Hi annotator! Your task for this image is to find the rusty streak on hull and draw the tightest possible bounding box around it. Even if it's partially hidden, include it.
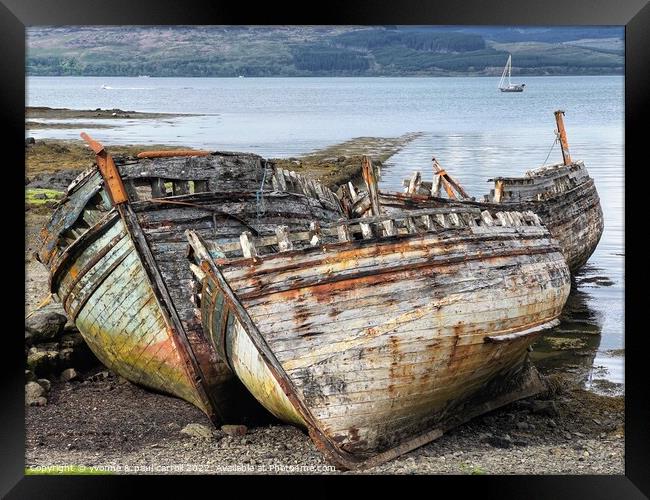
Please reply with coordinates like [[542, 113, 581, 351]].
[[190, 208, 571, 469], [36, 150, 344, 423], [354, 161, 604, 272]]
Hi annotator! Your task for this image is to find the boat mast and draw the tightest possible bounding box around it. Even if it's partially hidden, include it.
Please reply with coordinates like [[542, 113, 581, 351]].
[[498, 55, 510, 89], [507, 55, 512, 86], [554, 110, 572, 165]]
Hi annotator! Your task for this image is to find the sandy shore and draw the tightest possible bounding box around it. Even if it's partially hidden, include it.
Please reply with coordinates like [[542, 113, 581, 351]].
[[24, 136, 624, 475]]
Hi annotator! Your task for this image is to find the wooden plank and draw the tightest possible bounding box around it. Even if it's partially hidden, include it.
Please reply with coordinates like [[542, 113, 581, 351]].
[[440, 176, 457, 199], [123, 180, 139, 201], [432, 174, 442, 197], [348, 182, 358, 202], [407, 171, 422, 195], [289, 171, 300, 193], [381, 219, 397, 237], [448, 213, 461, 227], [275, 169, 288, 191], [240, 231, 258, 258], [150, 178, 167, 198], [173, 180, 190, 196], [361, 156, 381, 217], [193, 180, 209, 193], [405, 217, 418, 234], [480, 210, 495, 226], [337, 224, 351, 242], [309, 222, 322, 246], [443, 172, 470, 200], [494, 180, 505, 203], [275, 225, 294, 252], [421, 215, 433, 230], [360, 221, 374, 239]]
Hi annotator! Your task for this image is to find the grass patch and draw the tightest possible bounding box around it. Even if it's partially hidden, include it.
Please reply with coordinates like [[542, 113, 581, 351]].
[[25, 465, 114, 475], [460, 463, 487, 475], [26, 139, 193, 176], [26, 187, 65, 205]]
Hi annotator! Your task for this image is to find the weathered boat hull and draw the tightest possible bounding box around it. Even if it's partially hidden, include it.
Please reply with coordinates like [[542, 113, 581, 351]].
[[190, 208, 571, 468], [37, 150, 344, 423], [354, 161, 604, 271], [55, 211, 209, 410]]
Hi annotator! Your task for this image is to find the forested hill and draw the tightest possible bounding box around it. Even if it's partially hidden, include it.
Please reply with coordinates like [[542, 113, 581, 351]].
[[27, 26, 624, 77]]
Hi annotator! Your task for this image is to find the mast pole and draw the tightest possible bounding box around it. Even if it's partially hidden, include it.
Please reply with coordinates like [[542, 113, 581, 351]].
[[554, 110, 573, 165], [507, 55, 512, 86]]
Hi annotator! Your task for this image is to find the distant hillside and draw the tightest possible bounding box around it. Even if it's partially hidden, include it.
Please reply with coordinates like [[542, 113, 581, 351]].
[[26, 26, 624, 77]]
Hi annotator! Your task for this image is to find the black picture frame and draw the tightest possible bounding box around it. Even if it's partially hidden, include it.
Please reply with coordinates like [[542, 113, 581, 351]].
[[4, 0, 647, 497]]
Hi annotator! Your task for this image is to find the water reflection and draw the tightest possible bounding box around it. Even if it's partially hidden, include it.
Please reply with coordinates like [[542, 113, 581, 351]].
[[532, 268, 623, 395], [381, 133, 624, 395], [531, 278, 602, 380], [27, 76, 624, 394]]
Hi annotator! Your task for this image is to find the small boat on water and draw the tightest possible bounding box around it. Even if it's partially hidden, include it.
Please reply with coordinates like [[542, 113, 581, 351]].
[[36, 133, 344, 423], [187, 203, 571, 469], [498, 54, 525, 92], [348, 111, 603, 272]]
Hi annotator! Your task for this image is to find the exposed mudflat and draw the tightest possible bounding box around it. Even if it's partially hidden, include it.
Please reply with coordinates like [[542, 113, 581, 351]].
[[271, 133, 422, 189], [26, 106, 198, 120]]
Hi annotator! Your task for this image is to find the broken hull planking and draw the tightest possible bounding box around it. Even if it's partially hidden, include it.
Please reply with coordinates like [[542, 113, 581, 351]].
[[37, 152, 344, 423], [58, 214, 209, 410], [194, 214, 571, 468], [358, 162, 603, 272]]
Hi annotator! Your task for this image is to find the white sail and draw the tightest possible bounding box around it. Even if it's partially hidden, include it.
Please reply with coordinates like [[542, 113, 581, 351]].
[[498, 55, 512, 89], [498, 55, 525, 92]]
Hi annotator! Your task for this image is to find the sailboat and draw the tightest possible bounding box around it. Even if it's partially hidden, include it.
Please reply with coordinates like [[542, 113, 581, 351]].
[[498, 55, 526, 92]]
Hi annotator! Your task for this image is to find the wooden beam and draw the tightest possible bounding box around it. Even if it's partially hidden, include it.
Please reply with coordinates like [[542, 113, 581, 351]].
[[275, 225, 293, 252], [407, 171, 422, 194], [494, 179, 505, 203], [554, 110, 572, 166], [381, 219, 397, 236], [308, 222, 322, 246], [240, 231, 258, 258], [361, 156, 381, 216], [337, 223, 351, 242]]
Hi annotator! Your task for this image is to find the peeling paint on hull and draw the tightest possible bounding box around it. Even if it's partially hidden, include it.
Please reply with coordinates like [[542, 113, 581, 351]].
[[66, 217, 207, 409], [191, 209, 571, 468], [36, 151, 344, 423], [354, 161, 604, 272]]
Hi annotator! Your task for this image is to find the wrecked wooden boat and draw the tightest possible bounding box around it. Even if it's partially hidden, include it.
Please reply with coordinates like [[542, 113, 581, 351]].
[[347, 111, 604, 272], [187, 205, 571, 469], [36, 133, 343, 423]]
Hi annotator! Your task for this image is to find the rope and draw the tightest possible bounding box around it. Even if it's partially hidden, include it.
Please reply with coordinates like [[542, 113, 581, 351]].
[[255, 160, 268, 219], [543, 132, 560, 166]]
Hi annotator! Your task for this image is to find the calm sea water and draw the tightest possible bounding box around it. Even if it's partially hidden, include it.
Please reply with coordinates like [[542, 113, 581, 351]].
[[27, 76, 624, 393]]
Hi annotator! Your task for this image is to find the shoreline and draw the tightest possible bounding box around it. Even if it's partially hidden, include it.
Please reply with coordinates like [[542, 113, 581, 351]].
[[24, 133, 623, 475], [25, 134, 422, 187], [26, 106, 200, 121], [24, 365, 623, 475], [27, 73, 625, 79]]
